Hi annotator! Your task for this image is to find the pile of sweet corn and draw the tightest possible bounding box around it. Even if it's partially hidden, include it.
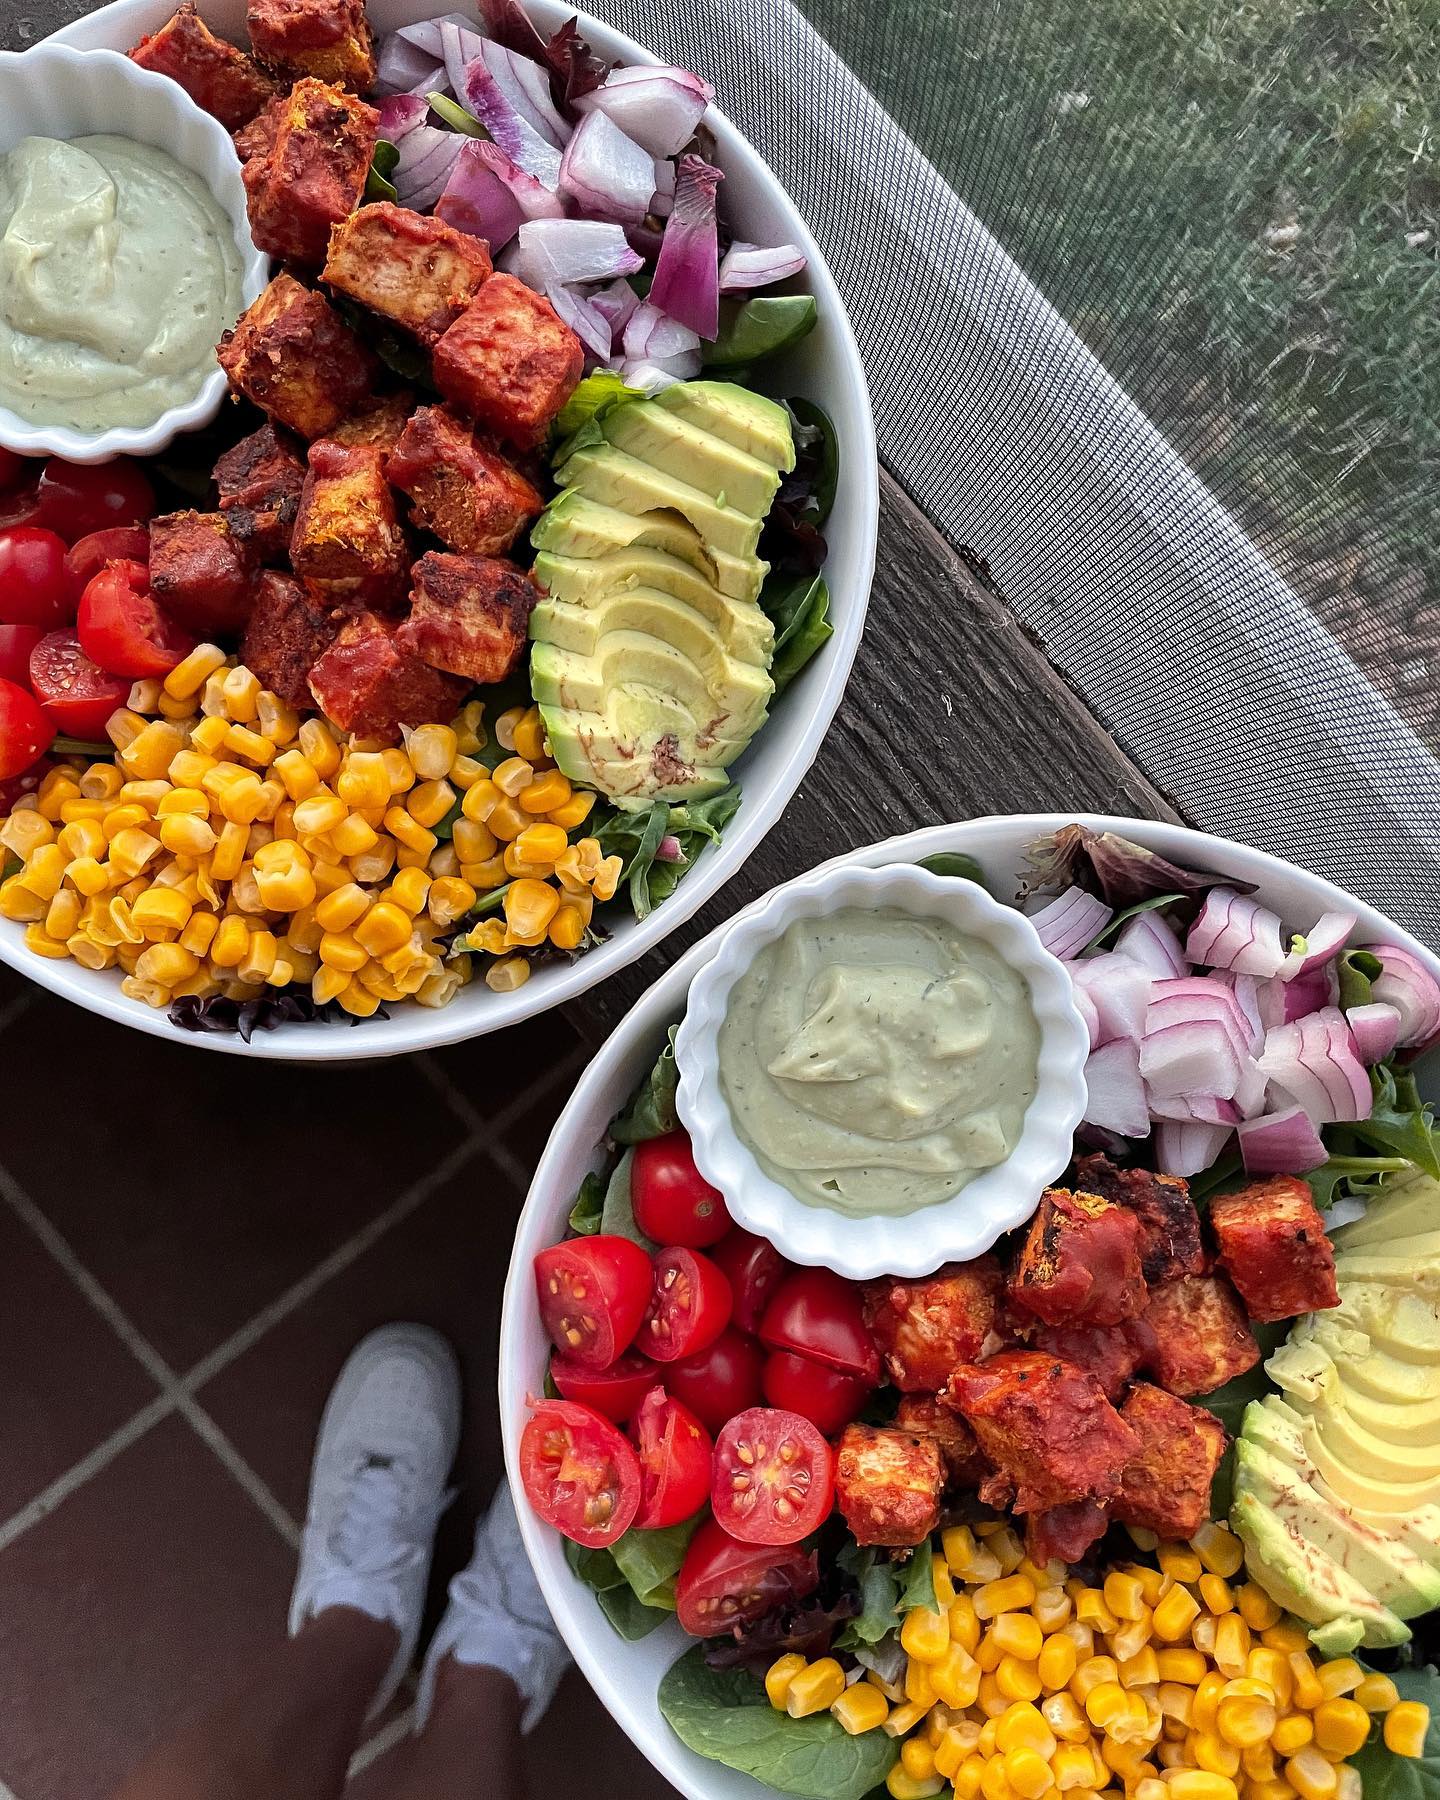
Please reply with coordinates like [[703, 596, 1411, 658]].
[[766, 1520, 1429, 1800], [0, 646, 622, 1013]]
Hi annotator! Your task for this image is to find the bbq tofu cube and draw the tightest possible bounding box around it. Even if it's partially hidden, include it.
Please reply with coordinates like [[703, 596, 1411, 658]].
[[241, 79, 378, 268], [834, 1424, 944, 1548], [245, 0, 376, 90], [322, 205, 492, 347], [129, 3, 277, 128], [1027, 1322, 1145, 1404], [233, 92, 286, 163], [388, 405, 544, 557], [1026, 1500, 1111, 1570], [307, 611, 468, 739], [214, 423, 307, 564], [893, 1395, 989, 1489], [1010, 1188, 1148, 1328], [395, 552, 536, 686], [290, 441, 410, 609], [944, 1349, 1140, 1515], [1137, 1274, 1260, 1396], [1113, 1383, 1228, 1541], [327, 390, 416, 463], [218, 275, 380, 441], [148, 512, 256, 637], [1071, 1153, 1206, 1286], [1209, 1176, 1340, 1324], [433, 274, 585, 450], [238, 571, 338, 707], [862, 1258, 1003, 1393]]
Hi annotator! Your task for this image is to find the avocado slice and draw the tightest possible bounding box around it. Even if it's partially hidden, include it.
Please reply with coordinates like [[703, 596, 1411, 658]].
[[533, 551, 774, 664], [1261, 1396, 1439, 1516], [653, 380, 796, 468], [1309, 1393, 1440, 1484], [1332, 1245, 1440, 1291], [530, 636, 771, 736], [1327, 1283, 1440, 1362], [1332, 1171, 1440, 1249], [1300, 1316, 1440, 1403], [530, 494, 766, 604], [1270, 1339, 1440, 1442], [556, 446, 764, 561], [602, 404, 783, 518]]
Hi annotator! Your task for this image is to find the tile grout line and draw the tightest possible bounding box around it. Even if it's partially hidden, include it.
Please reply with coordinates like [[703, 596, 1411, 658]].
[[347, 1701, 417, 1779], [0, 1394, 175, 1558]]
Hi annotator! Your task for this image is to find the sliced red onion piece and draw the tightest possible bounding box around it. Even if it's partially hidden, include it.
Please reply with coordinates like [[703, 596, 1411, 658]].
[[1114, 908, 1187, 978], [438, 20, 488, 103], [1067, 952, 1151, 1044], [619, 351, 702, 392], [1367, 944, 1440, 1048], [1326, 1195, 1370, 1231], [547, 284, 612, 360], [1278, 910, 1357, 981], [1148, 1093, 1242, 1126], [468, 35, 569, 148], [1083, 1039, 1150, 1139], [574, 63, 715, 158], [1146, 976, 1255, 1065], [1257, 963, 1334, 1029], [1071, 983, 1101, 1049], [651, 158, 676, 218], [393, 125, 466, 211], [558, 110, 656, 224], [590, 277, 640, 342], [719, 241, 808, 292], [622, 301, 701, 362], [378, 36, 442, 97], [1186, 887, 1287, 977], [1030, 886, 1112, 960], [1155, 1119, 1234, 1179], [656, 834, 684, 863], [1234, 1060, 1270, 1120], [1346, 1002, 1402, 1066], [501, 219, 644, 290], [378, 92, 431, 139], [507, 46, 573, 146], [396, 15, 475, 56], [1237, 1104, 1329, 1175], [462, 54, 563, 187], [435, 140, 526, 250], [1221, 972, 1265, 1052], [1139, 1019, 1242, 1101], [1256, 1006, 1371, 1125], [649, 154, 722, 339]]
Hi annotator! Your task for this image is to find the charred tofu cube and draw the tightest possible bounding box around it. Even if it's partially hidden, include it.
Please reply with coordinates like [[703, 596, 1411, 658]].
[[290, 441, 410, 609], [834, 1424, 944, 1548], [233, 91, 286, 163], [129, 2, 277, 128], [1136, 1275, 1260, 1396], [245, 0, 376, 90], [327, 390, 416, 464], [238, 571, 338, 707], [1209, 1176, 1340, 1324], [1072, 1154, 1205, 1286], [862, 1258, 1003, 1393], [241, 79, 377, 268], [1114, 1383, 1228, 1541], [213, 423, 307, 563], [307, 611, 468, 739], [943, 1349, 1140, 1514], [387, 405, 542, 556], [1025, 1499, 1111, 1571], [1027, 1321, 1145, 1404], [322, 205, 492, 346], [433, 274, 584, 450], [395, 552, 535, 685], [218, 274, 380, 441], [893, 1395, 989, 1489], [1010, 1188, 1148, 1328], [148, 512, 256, 637]]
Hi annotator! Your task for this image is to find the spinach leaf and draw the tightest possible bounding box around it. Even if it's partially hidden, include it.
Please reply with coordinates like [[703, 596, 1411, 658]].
[[703, 296, 818, 369], [567, 1169, 606, 1236], [667, 788, 743, 848], [918, 852, 988, 889], [762, 571, 833, 691], [364, 139, 399, 204], [834, 1544, 903, 1650], [1352, 1664, 1440, 1800], [1202, 1325, 1287, 1512], [611, 1026, 680, 1145], [432, 795, 464, 840], [564, 1535, 628, 1594], [897, 1540, 940, 1613], [554, 368, 644, 443], [1337, 948, 1384, 1011], [598, 1582, 671, 1639], [786, 398, 840, 524], [598, 1149, 654, 1247], [626, 803, 672, 921], [1083, 892, 1186, 954], [658, 1646, 897, 1800], [611, 1512, 705, 1611]]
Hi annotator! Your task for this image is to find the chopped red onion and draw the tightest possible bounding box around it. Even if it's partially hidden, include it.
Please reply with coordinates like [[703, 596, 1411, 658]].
[[1186, 888, 1287, 977], [1256, 1006, 1371, 1124], [1326, 1195, 1370, 1231], [656, 834, 684, 863], [622, 301, 701, 362], [1234, 1060, 1269, 1120], [559, 110, 657, 224], [719, 241, 808, 292], [649, 154, 722, 339], [1278, 910, 1357, 980], [1030, 886, 1112, 960], [1083, 1039, 1150, 1139], [1155, 1119, 1234, 1178], [501, 219, 643, 289], [396, 15, 475, 56], [1146, 976, 1254, 1066], [547, 283, 612, 360], [378, 92, 430, 140], [468, 34, 569, 147], [1237, 1104, 1328, 1175], [393, 125, 466, 211], [574, 63, 715, 158], [620, 352, 701, 392], [1367, 944, 1440, 1048], [1346, 1002, 1402, 1066], [1148, 1093, 1242, 1125], [591, 278, 640, 341], [1257, 964, 1334, 1029], [1139, 1019, 1242, 1101], [506, 46, 573, 145], [651, 158, 676, 218], [1071, 983, 1101, 1048], [462, 52, 563, 187], [1114, 908, 1187, 978], [378, 36, 443, 97], [435, 140, 525, 248], [1220, 972, 1265, 1052], [1067, 952, 1151, 1044]]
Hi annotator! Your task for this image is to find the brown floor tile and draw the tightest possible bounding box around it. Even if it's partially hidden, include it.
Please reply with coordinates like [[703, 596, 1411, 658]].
[[0, 1204, 159, 1521], [0, 1414, 297, 1800]]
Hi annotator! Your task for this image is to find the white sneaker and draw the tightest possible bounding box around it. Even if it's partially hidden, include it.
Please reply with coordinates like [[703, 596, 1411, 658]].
[[289, 1324, 461, 1718], [417, 1479, 571, 1734]]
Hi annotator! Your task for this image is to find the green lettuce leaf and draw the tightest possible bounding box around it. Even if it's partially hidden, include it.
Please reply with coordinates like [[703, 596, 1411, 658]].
[[762, 571, 833, 692], [918, 852, 988, 889], [1351, 1664, 1440, 1800], [567, 1169, 605, 1236], [610, 1027, 679, 1145], [597, 1149, 655, 1248], [610, 1513, 705, 1611]]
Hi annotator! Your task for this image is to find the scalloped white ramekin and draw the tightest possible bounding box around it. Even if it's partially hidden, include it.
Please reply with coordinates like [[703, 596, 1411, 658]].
[[674, 862, 1091, 1279], [0, 44, 268, 464]]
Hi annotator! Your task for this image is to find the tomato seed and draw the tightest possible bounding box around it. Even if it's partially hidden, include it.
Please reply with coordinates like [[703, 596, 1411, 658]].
[[564, 1326, 583, 1347], [547, 1277, 559, 1294], [735, 1444, 755, 1465], [775, 1497, 794, 1520], [580, 1314, 596, 1331], [779, 1442, 797, 1463], [731, 1474, 750, 1491]]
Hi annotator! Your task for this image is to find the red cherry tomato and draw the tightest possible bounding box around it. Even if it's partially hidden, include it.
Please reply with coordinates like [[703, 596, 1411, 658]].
[[0, 754, 54, 815], [34, 457, 155, 541], [711, 1228, 791, 1335], [0, 527, 78, 629], [762, 1349, 871, 1436], [0, 678, 57, 780], [711, 1407, 834, 1546], [519, 1398, 641, 1549], [638, 1246, 732, 1364], [78, 561, 196, 679], [0, 450, 27, 493], [631, 1130, 732, 1248], [631, 1386, 713, 1530], [27, 633, 130, 739], [675, 1516, 820, 1638], [760, 1268, 882, 1384], [65, 526, 152, 591], [533, 1235, 653, 1371], [0, 623, 42, 686], [0, 480, 43, 532], [550, 1349, 661, 1423], [662, 1327, 766, 1435]]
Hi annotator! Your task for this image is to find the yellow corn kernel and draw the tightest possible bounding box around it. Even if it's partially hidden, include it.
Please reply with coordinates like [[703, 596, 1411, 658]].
[[192, 716, 233, 758], [1158, 1683, 1195, 1728], [210, 915, 251, 967], [219, 773, 267, 825], [548, 787, 596, 831], [490, 755, 532, 798], [205, 820, 244, 883], [350, 840, 397, 885], [1311, 1700, 1369, 1760], [902, 1737, 939, 1782], [785, 1658, 845, 1718], [907, 1658, 938, 1708], [1236, 1584, 1282, 1632], [980, 1759, 1015, 1800], [591, 851, 622, 902], [1050, 1745, 1098, 1792], [254, 859, 316, 913], [334, 981, 379, 1017], [158, 813, 216, 858], [484, 953, 531, 992], [1103, 1572, 1145, 1623], [765, 1654, 806, 1710], [1119, 1649, 1159, 1691], [935, 1724, 975, 1779], [512, 821, 568, 866], [485, 795, 527, 843], [220, 664, 261, 722], [1167, 1777, 1238, 1800], [79, 761, 123, 801], [57, 817, 105, 862], [224, 724, 276, 768], [1193, 1673, 1228, 1734], [978, 1633, 1006, 1674], [1336, 1767, 1362, 1800], [995, 1614, 1045, 1661], [375, 868, 425, 919], [1247, 1783, 1296, 1800], [1243, 1742, 1279, 1783], [253, 691, 297, 746], [100, 804, 149, 842], [105, 709, 148, 754], [233, 930, 277, 985], [372, 747, 410, 795], [1199, 1575, 1234, 1616], [67, 855, 112, 898], [1158, 1544, 1203, 1585], [324, 811, 375, 858], [997, 1704, 1055, 1758], [405, 779, 455, 831], [1249, 1649, 1293, 1710], [517, 768, 571, 814], [1353, 1673, 1399, 1714], [1214, 1616, 1251, 1679], [313, 883, 368, 933], [119, 782, 175, 817], [1194, 1729, 1242, 1777], [1217, 1692, 1277, 1750], [1285, 1747, 1339, 1800], [1192, 1524, 1245, 1580], [289, 718, 334, 777], [179, 911, 219, 957], [43, 887, 82, 939], [1193, 1615, 1218, 1657], [1288, 1654, 1325, 1713], [1273, 1715, 1314, 1756], [998, 1657, 1043, 1704], [67, 932, 114, 969], [1084, 1680, 1128, 1732], [489, 704, 523, 753], [830, 1680, 888, 1735], [335, 753, 390, 812], [382, 805, 436, 857], [1004, 1748, 1054, 1800], [1110, 1612, 1152, 1665], [318, 930, 367, 974], [0, 810, 53, 859], [887, 1770, 945, 1800], [1316, 1662, 1363, 1702], [1262, 1623, 1315, 1656], [504, 877, 560, 940], [355, 901, 410, 958], [291, 794, 346, 838], [1033, 1588, 1073, 1634], [879, 1698, 931, 1740], [156, 686, 198, 721], [1098, 1736, 1150, 1785], [104, 829, 160, 882], [23, 920, 72, 959], [163, 642, 227, 699], [976, 1575, 1038, 1620], [512, 706, 547, 762], [270, 750, 318, 805], [933, 1642, 982, 1709], [460, 778, 500, 828], [57, 797, 111, 824], [119, 721, 186, 782], [449, 816, 495, 868], [1075, 1591, 1120, 1635], [307, 963, 348, 1005], [1038, 1635, 1078, 1694], [1071, 1657, 1120, 1704], [1384, 1702, 1430, 1758], [131, 887, 193, 937], [956, 1756, 989, 1800]]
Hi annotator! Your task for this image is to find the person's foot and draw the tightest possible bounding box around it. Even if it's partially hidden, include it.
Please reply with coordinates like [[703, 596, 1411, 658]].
[[417, 1479, 571, 1734], [289, 1324, 461, 1718]]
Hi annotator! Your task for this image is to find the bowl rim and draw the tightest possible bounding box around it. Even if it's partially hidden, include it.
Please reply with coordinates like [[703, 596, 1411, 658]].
[[0, 42, 268, 463], [673, 860, 1091, 1278], [8, 0, 879, 1060]]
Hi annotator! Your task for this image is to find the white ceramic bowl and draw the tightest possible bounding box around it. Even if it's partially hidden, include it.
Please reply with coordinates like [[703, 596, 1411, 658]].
[[499, 812, 1440, 1800], [11, 1, 877, 1059], [0, 43, 267, 463], [673, 862, 1090, 1279]]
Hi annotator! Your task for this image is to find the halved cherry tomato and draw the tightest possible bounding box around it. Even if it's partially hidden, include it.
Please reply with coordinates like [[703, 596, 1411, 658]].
[[711, 1228, 790, 1335], [711, 1407, 834, 1545], [675, 1516, 820, 1638], [0, 624, 42, 687], [519, 1398, 641, 1549], [0, 450, 26, 493], [34, 457, 155, 540], [0, 754, 54, 815], [662, 1327, 765, 1435], [28, 633, 130, 739], [78, 560, 195, 679], [533, 1235, 652, 1371], [762, 1349, 871, 1436], [631, 1386, 713, 1530], [550, 1349, 661, 1423], [638, 1246, 731, 1364], [0, 527, 78, 628], [0, 679, 56, 780], [65, 527, 152, 591], [631, 1129, 731, 1248], [0, 480, 42, 532], [759, 1268, 882, 1384]]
